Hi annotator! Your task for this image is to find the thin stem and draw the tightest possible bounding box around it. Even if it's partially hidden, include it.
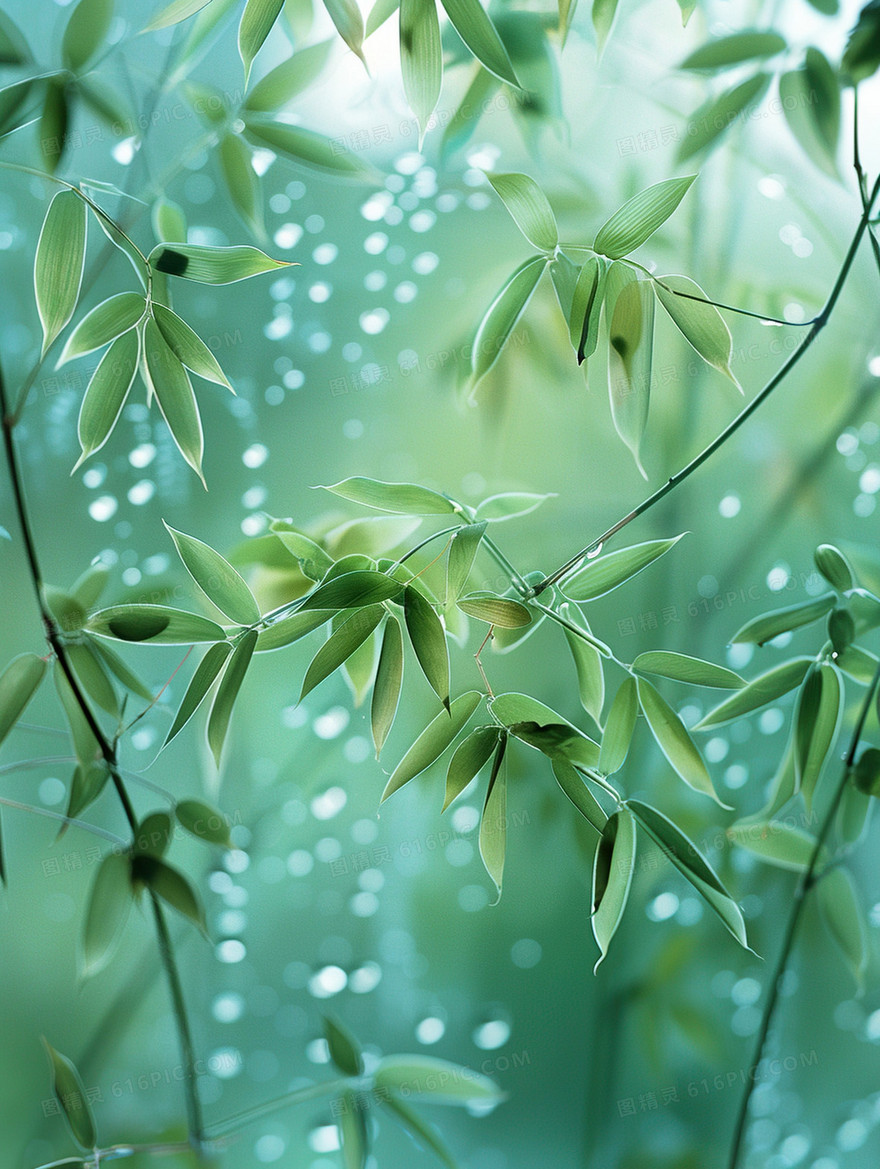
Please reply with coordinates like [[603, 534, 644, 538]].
[[0, 795, 126, 844], [530, 600, 614, 659], [473, 626, 495, 697], [205, 1077, 351, 1138], [392, 524, 461, 571], [481, 534, 531, 596], [726, 660, 880, 1169], [535, 174, 880, 596]]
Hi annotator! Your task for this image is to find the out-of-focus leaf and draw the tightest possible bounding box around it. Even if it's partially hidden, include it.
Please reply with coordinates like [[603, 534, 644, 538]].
[[244, 118, 372, 175], [637, 677, 727, 805], [164, 642, 231, 746], [54, 662, 98, 767], [591, 0, 619, 58], [89, 638, 153, 703], [42, 1039, 98, 1150], [339, 1090, 368, 1169], [632, 651, 744, 689], [239, 0, 285, 81], [66, 642, 118, 717], [59, 293, 147, 364], [0, 10, 30, 63], [88, 603, 226, 644], [62, 0, 113, 72], [321, 476, 456, 515], [680, 31, 786, 71], [594, 175, 696, 259], [381, 691, 482, 802], [176, 798, 233, 845], [563, 535, 685, 601], [487, 172, 558, 252], [608, 279, 655, 477], [837, 783, 871, 843], [324, 0, 366, 62], [780, 50, 840, 177], [655, 274, 740, 389], [75, 330, 140, 467], [150, 242, 290, 283], [300, 605, 384, 701], [133, 854, 207, 934], [552, 756, 607, 833], [366, 0, 400, 35], [82, 850, 132, 977], [380, 1094, 458, 1169], [244, 40, 334, 111], [404, 586, 450, 709], [439, 0, 518, 85], [678, 73, 770, 161], [164, 523, 259, 624], [441, 64, 498, 159], [372, 616, 404, 756], [373, 1054, 504, 1105], [474, 492, 555, 522], [479, 733, 507, 898], [842, 0, 880, 84], [270, 523, 334, 580], [141, 319, 204, 484], [470, 256, 547, 392], [323, 1015, 364, 1075], [65, 762, 110, 824], [133, 812, 173, 855], [817, 866, 868, 991], [143, 0, 215, 32], [598, 676, 637, 774], [45, 586, 86, 634], [207, 630, 257, 763], [727, 820, 823, 871], [592, 808, 636, 971], [0, 78, 38, 136], [794, 662, 843, 810], [695, 658, 814, 729], [815, 544, 854, 592], [326, 516, 422, 559], [35, 190, 87, 357], [854, 747, 880, 796], [0, 653, 48, 749]]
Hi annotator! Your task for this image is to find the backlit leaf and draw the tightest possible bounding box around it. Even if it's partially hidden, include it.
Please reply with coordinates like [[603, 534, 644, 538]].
[[300, 605, 384, 701], [321, 476, 456, 515], [780, 52, 840, 177], [400, 0, 441, 144], [176, 798, 233, 846], [592, 808, 636, 971], [731, 592, 837, 645], [608, 279, 654, 476], [372, 615, 404, 756], [53, 662, 98, 767], [487, 172, 558, 252], [474, 492, 555, 522], [479, 733, 507, 898], [239, 0, 285, 81], [141, 319, 204, 483], [727, 820, 823, 871], [637, 677, 727, 804], [207, 630, 258, 764], [591, 0, 619, 58], [404, 586, 450, 709], [65, 761, 109, 827], [680, 31, 787, 71], [794, 662, 843, 811], [244, 40, 334, 111], [597, 677, 637, 774], [446, 522, 486, 601], [632, 651, 744, 689], [678, 73, 770, 161], [570, 256, 606, 364], [563, 535, 685, 601], [457, 592, 532, 628], [89, 638, 154, 702], [164, 642, 232, 745], [75, 329, 140, 466], [367, 0, 400, 35], [165, 523, 259, 624], [470, 256, 547, 392], [0, 653, 47, 749], [88, 603, 227, 644], [695, 657, 814, 729], [559, 603, 604, 726], [552, 756, 607, 833], [58, 293, 146, 364], [153, 303, 232, 388], [149, 242, 290, 283], [381, 690, 482, 802], [62, 0, 113, 72], [817, 866, 868, 991], [244, 118, 371, 174], [218, 132, 263, 236], [594, 175, 697, 259], [655, 274, 740, 389], [82, 851, 132, 977], [143, 0, 214, 33], [42, 1040, 97, 1151], [439, 0, 518, 86], [373, 1054, 504, 1105], [35, 190, 87, 357]]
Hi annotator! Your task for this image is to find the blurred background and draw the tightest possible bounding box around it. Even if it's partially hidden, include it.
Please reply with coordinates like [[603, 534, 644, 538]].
[[2, 0, 880, 1166]]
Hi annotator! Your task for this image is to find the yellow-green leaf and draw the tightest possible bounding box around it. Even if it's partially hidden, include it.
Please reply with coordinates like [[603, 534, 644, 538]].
[[400, 0, 442, 146], [487, 172, 558, 252], [727, 819, 823, 871], [444, 724, 498, 810], [164, 523, 259, 624], [373, 1054, 504, 1105], [552, 756, 607, 833], [176, 798, 233, 845], [300, 605, 384, 701], [88, 603, 227, 644], [62, 0, 113, 72], [153, 303, 232, 388], [655, 274, 740, 389], [457, 592, 532, 628], [592, 808, 636, 971], [35, 190, 87, 357], [164, 642, 232, 746], [382, 690, 482, 802], [731, 592, 837, 645], [632, 651, 744, 689], [59, 292, 147, 364], [321, 476, 456, 515], [564, 535, 685, 601], [794, 662, 843, 811], [570, 255, 606, 364], [141, 319, 204, 483], [695, 657, 814, 729], [75, 329, 140, 467], [244, 40, 334, 111], [404, 586, 450, 709], [371, 616, 404, 756], [598, 676, 637, 774], [594, 175, 697, 259], [680, 31, 787, 71], [637, 677, 727, 805], [470, 256, 546, 392], [239, 0, 285, 81], [439, 0, 518, 85], [479, 733, 507, 899], [143, 0, 214, 33], [149, 242, 290, 283], [608, 279, 655, 477]]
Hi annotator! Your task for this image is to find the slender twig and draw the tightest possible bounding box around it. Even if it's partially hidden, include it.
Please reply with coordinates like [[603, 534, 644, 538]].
[[534, 174, 880, 597], [204, 1077, 351, 1138], [481, 533, 532, 596], [0, 795, 126, 844], [726, 660, 880, 1169]]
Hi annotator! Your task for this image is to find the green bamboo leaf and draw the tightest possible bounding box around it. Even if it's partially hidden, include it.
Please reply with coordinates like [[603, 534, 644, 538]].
[[58, 293, 147, 365], [404, 586, 450, 709], [628, 799, 750, 949], [0, 78, 38, 137], [456, 592, 532, 628], [695, 657, 814, 729], [564, 535, 685, 601], [176, 798, 233, 845], [795, 662, 843, 811], [488, 692, 600, 768], [243, 118, 372, 175], [75, 329, 140, 467], [143, 0, 215, 32], [373, 1054, 504, 1105], [53, 662, 98, 767], [239, 0, 285, 81], [256, 609, 332, 651], [446, 522, 486, 602], [829, 609, 855, 655], [64, 762, 110, 825], [76, 78, 131, 132], [301, 606, 384, 701], [149, 242, 290, 284], [559, 603, 604, 726], [637, 678, 727, 805], [367, 0, 400, 35], [608, 279, 654, 477], [0, 10, 31, 64], [339, 616, 378, 706], [300, 569, 402, 611], [479, 733, 507, 899], [88, 637, 153, 703], [207, 630, 257, 764], [164, 523, 259, 624], [843, 0, 880, 84], [552, 756, 607, 833], [81, 850, 132, 977], [727, 819, 823, 871], [45, 586, 86, 634], [598, 676, 637, 774], [133, 812, 173, 855], [654, 274, 740, 389], [731, 592, 837, 646], [327, 516, 421, 559], [338, 1090, 368, 1169], [837, 783, 871, 843], [62, 0, 113, 72], [594, 175, 697, 259], [320, 476, 456, 515], [400, 0, 442, 146], [70, 563, 109, 609], [591, 0, 619, 58], [218, 133, 263, 236], [164, 642, 232, 746], [133, 854, 207, 934], [592, 808, 636, 971], [632, 651, 744, 689], [470, 256, 547, 392], [678, 73, 770, 162], [680, 30, 787, 71], [849, 588, 880, 636], [153, 303, 232, 389], [324, 0, 366, 62], [381, 691, 482, 802], [674, 0, 696, 25], [371, 616, 404, 757], [270, 523, 334, 580], [486, 172, 558, 252], [88, 603, 227, 644], [854, 747, 880, 796], [444, 725, 498, 810], [441, 63, 498, 159], [549, 251, 579, 320], [93, 210, 148, 289], [439, 0, 518, 85], [141, 319, 204, 484], [35, 190, 87, 358], [66, 642, 118, 717], [817, 866, 868, 991], [0, 653, 48, 748], [323, 1015, 364, 1075], [570, 256, 607, 364], [779, 53, 840, 177], [244, 40, 334, 111], [380, 1094, 458, 1169], [815, 544, 854, 592], [474, 492, 555, 522], [42, 1040, 98, 1151]]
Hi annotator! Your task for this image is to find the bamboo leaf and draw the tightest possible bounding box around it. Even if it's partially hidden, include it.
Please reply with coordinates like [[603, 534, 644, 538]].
[[549, 251, 579, 321], [479, 733, 507, 898], [380, 1094, 458, 1169], [441, 64, 498, 159], [470, 256, 547, 391], [486, 172, 558, 252], [58, 293, 147, 364], [559, 603, 604, 726], [836, 783, 871, 844], [815, 544, 854, 592], [695, 657, 814, 729], [794, 662, 843, 811], [488, 692, 600, 768], [629, 799, 750, 949], [88, 603, 227, 644], [239, 0, 285, 81], [75, 329, 140, 466], [141, 319, 204, 484], [854, 747, 880, 797], [323, 1015, 364, 1075], [300, 569, 402, 611], [637, 678, 727, 805], [53, 662, 98, 767], [176, 798, 233, 845], [594, 175, 697, 259], [439, 0, 518, 86], [372, 615, 404, 756], [65, 762, 110, 824], [552, 756, 607, 833], [678, 73, 770, 161], [680, 31, 787, 71], [367, 0, 400, 35], [592, 808, 636, 971], [45, 585, 87, 634], [300, 605, 384, 701], [570, 256, 606, 364], [457, 592, 532, 628], [244, 40, 334, 111], [381, 691, 482, 802], [339, 1091, 368, 1169], [598, 677, 637, 774], [444, 725, 498, 810], [133, 854, 207, 934], [339, 615, 378, 706], [270, 523, 335, 580], [164, 523, 259, 624], [474, 492, 555, 522], [632, 651, 744, 689], [164, 642, 232, 746], [0, 10, 31, 63], [66, 642, 119, 717], [655, 274, 740, 389], [608, 280, 654, 476], [731, 592, 837, 645], [591, 0, 619, 58], [243, 118, 372, 175], [143, 0, 215, 33], [42, 1040, 98, 1151], [324, 0, 366, 61], [373, 1054, 504, 1105], [149, 242, 291, 283], [0, 653, 48, 749], [727, 820, 824, 871], [153, 303, 233, 388], [35, 190, 87, 358], [817, 866, 868, 991], [133, 812, 173, 855], [563, 535, 685, 601], [404, 586, 450, 709], [843, 0, 880, 84], [81, 851, 132, 977], [256, 609, 330, 651], [62, 0, 113, 72], [207, 630, 258, 763], [88, 637, 154, 702], [779, 53, 840, 178], [446, 521, 486, 602], [400, 0, 441, 145], [321, 476, 456, 515], [218, 132, 264, 236]]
